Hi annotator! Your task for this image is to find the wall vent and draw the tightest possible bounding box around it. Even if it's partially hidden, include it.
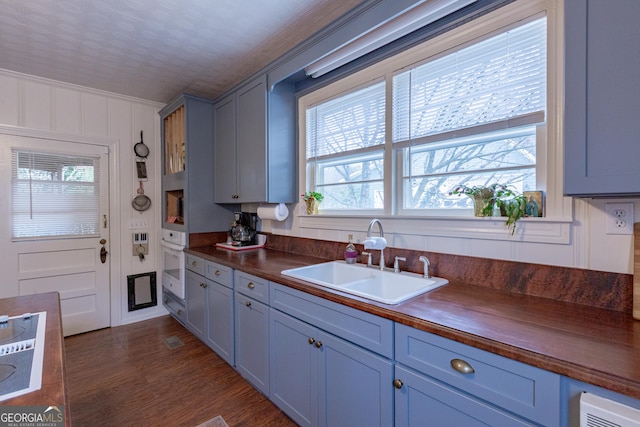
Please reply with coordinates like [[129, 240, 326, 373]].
[[580, 392, 640, 427]]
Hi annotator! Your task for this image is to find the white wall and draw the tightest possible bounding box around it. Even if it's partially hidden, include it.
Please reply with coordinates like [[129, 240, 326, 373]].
[[0, 68, 166, 327]]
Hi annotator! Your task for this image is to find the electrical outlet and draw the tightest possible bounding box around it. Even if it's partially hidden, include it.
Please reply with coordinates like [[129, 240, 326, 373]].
[[605, 203, 634, 235]]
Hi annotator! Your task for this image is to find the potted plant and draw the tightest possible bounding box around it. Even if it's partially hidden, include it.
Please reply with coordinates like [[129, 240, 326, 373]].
[[450, 183, 525, 234], [449, 183, 509, 217], [301, 191, 324, 214]]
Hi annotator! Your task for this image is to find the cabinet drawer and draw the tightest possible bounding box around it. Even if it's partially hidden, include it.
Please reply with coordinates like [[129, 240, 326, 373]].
[[236, 271, 269, 303], [205, 261, 233, 288], [186, 254, 205, 276], [395, 323, 560, 426], [270, 282, 393, 358], [162, 289, 186, 324]]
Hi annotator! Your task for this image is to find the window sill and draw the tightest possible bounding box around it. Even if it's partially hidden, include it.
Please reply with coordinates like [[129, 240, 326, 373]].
[[298, 214, 572, 244]]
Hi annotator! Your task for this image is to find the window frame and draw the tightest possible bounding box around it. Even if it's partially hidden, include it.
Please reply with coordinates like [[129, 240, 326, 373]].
[[298, 0, 571, 243]]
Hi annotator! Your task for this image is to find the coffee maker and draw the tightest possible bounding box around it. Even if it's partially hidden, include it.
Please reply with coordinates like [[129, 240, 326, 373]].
[[228, 212, 257, 246]]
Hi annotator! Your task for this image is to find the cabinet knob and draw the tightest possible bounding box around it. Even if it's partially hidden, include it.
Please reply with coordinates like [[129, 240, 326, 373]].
[[308, 337, 315, 345], [245, 301, 252, 307], [191, 260, 197, 267], [450, 358, 475, 374], [177, 309, 183, 315], [215, 270, 221, 276], [247, 282, 255, 289], [393, 379, 404, 389], [200, 282, 208, 289], [314, 341, 323, 349]]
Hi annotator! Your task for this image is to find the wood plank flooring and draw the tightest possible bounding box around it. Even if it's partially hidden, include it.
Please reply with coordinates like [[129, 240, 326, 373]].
[[64, 315, 296, 427]]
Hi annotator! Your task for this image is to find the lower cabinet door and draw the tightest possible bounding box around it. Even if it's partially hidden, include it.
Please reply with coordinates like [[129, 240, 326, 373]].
[[270, 309, 317, 427], [186, 270, 206, 340], [318, 330, 393, 427], [206, 281, 234, 365], [394, 365, 535, 427], [235, 293, 269, 395]]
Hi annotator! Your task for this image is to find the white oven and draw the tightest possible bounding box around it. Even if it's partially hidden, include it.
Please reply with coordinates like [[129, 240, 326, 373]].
[[161, 229, 186, 299]]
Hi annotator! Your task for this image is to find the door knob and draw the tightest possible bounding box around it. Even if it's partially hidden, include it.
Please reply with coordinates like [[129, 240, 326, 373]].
[[99, 239, 108, 264]]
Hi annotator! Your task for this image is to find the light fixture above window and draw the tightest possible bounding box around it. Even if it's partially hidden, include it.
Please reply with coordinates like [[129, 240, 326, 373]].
[[304, 0, 477, 78]]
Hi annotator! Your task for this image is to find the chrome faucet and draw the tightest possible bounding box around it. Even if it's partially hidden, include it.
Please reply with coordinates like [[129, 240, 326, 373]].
[[363, 219, 387, 270], [419, 256, 430, 279]]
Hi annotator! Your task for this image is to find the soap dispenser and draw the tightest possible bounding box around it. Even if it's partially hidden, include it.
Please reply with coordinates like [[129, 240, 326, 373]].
[[344, 234, 358, 264]]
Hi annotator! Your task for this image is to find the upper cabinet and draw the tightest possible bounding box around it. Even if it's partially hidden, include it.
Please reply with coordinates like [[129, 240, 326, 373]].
[[160, 94, 232, 234], [564, 0, 640, 196], [214, 75, 296, 204]]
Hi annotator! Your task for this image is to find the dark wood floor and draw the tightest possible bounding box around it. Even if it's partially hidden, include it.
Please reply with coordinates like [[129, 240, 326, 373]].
[[64, 315, 296, 427]]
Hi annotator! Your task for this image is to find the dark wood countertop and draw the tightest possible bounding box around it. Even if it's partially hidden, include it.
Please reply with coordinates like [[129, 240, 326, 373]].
[[187, 245, 640, 400], [1, 292, 69, 425]]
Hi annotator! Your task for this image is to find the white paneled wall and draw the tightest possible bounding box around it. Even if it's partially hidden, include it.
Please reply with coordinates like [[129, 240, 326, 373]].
[[0, 68, 165, 327]]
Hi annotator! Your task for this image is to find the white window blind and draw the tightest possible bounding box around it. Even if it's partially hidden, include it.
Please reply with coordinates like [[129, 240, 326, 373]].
[[392, 17, 546, 145], [12, 150, 100, 239], [306, 81, 386, 160], [306, 81, 386, 209], [392, 17, 546, 211]]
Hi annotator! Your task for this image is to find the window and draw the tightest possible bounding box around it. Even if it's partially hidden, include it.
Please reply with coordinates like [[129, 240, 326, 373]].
[[394, 18, 546, 212], [12, 150, 100, 239], [306, 81, 386, 210], [302, 5, 550, 217]]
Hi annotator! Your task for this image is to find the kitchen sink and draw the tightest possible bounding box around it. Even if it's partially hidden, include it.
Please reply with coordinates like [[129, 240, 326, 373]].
[[281, 261, 448, 304]]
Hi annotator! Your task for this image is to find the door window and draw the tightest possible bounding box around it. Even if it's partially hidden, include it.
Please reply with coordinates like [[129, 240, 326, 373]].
[[12, 149, 101, 239]]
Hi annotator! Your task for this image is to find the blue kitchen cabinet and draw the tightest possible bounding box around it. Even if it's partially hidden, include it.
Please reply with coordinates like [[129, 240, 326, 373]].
[[185, 256, 235, 365], [269, 283, 394, 427], [270, 308, 317, 427], [185, 268, 206, 340], [160, 94, 232, 236], [564, 0, 640, 196], [213, 74, 296, 204], [234, 272, 270, 396], [394, 365, 534, 426], [395, 323, 561, 426]]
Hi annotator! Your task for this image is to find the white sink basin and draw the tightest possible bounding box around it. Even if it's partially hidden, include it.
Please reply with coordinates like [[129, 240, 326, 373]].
[[281, 261, 448, 304]]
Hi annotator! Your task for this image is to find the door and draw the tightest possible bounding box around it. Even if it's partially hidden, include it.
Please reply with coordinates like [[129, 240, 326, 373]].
[[270, 309, 317, 427], [318, 330, 393, 427], [0, 132, 110, 336], [185, 269, 207, 340], [213, 94, 237, 203], [235, 293, 269, 395]]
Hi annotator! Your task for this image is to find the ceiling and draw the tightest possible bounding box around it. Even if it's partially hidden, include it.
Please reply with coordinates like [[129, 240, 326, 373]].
[[0, 0, 365, 104]]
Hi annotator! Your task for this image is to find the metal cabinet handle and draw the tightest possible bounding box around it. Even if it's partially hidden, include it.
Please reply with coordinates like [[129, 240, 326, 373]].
[[245, 301, 251, 307], [200, 282, 208, 289], [177, 309, 183, 315], [450, 358, 475, 374], [191, 260, 197, 267], [315, 341, 323, 349], [247, 282, 255, 289], [308, 337, 315, 345], [393, 379, 404, 389], [215, 270, 221, 276]]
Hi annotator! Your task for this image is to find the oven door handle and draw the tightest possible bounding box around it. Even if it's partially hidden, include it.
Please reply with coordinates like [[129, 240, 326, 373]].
[[161, 240, 185, 252]]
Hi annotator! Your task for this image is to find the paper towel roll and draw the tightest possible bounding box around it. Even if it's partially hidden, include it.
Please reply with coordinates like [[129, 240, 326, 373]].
[[257, 203, 289, 221]]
